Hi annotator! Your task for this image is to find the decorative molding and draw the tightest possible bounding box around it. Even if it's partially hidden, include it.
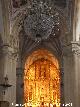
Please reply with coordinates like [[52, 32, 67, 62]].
[[9, 34, 19, 49], [63, 41, 80, 56], [71, 41, 80, 56], [1, 44, 18, 59]]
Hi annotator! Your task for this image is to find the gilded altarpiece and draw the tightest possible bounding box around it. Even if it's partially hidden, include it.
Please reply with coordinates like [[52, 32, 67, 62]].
[[24, 58, 60, 107]]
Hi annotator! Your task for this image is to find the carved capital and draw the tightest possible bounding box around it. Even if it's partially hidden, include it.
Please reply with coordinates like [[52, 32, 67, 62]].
[[63, 41, 80, 56], [2, 44, 18, 59], [71, 41, 80, 56]]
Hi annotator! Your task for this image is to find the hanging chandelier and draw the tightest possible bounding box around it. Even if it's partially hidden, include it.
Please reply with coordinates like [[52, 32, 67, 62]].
[[24, 1, 60, 42]]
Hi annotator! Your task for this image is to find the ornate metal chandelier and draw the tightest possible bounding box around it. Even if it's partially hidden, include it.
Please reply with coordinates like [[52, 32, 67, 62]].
[[24, 1, 60, 42]]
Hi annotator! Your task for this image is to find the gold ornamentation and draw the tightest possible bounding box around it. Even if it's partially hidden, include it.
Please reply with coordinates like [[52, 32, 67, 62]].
[[24, 58, 60, 107]]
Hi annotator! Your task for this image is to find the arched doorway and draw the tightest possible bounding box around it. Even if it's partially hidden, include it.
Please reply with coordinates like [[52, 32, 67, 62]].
[[24, 49, 61, 107]]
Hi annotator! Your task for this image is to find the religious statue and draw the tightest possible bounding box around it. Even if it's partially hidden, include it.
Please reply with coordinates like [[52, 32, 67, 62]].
[[40, 66, 46, 78]]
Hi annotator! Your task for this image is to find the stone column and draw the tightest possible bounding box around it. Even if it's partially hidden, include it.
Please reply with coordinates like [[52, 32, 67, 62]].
[[16, 68, 24, 105], [63, 41, 80, 107], [60, 67, 65, 106], [16, 55, 24, 106], [71, 41, 80, 107], [2, 44, 17, 107], [73, 0, 80, 41], [0, 46, 4, 101]]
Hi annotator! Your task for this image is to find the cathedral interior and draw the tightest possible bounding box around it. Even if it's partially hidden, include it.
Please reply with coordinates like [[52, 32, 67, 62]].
[[0, 0, 80, 107]]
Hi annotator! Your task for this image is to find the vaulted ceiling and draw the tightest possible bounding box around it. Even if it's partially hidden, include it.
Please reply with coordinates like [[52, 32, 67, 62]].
[[7, 0, 73, 59], [10, 0, 70, 35]]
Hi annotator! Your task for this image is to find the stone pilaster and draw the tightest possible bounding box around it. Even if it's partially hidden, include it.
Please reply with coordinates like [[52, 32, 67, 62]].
[[16, 67, 24, 105], [60, 68, 65, 106], [16, 54, 24, 105], [63, 41, 80, 107], [71, 41, 80, 107], [0, 45, 4, 101], [1, 44, 17, 107]]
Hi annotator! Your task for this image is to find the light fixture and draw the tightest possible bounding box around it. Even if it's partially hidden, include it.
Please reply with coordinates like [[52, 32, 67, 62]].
[[0, 75, 12, 94]]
